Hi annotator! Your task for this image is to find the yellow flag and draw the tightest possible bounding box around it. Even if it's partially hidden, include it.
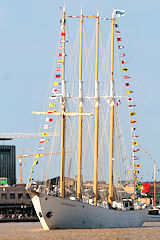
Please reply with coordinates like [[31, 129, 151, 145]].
[[134, 164, 142, 167], [49, 103, 55, 107], [132, 141, 138, 145], [39, 154, 44, 157], [31, 169, 34, 173], [29, 177, 33, 181], [54, 82, 59, 86], [42, 132, 49, 137], [126, 90, 133, 94], [33, 160, 38, 166], [35, 154, 39, 158], [48, 110, 56, 114], [123, 68, 128, 72], [135, 170, 139, 174], [130, 120, 137, 123], [129, 112, 135, 116], [135, 177, 138, 180]]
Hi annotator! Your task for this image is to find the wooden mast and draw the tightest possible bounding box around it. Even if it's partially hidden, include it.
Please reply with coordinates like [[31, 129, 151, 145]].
[[77, 8, 83, 199], [108, 12, 115, 206], [93, 9, 99, 206], [154, 160, 156, 207], [60, 7, 66, 198]]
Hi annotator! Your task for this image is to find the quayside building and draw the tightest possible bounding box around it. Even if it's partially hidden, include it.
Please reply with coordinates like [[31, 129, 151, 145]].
[[0, 144, 37, 220], [0, 145, 16, 185], [0, 181, 37, 220]]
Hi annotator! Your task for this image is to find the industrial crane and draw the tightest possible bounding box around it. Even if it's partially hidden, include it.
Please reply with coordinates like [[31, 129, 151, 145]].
[[0, 132, 59, 140], [0, 132, 72, 184], [0, 132, 59, 184], [17, 149, 61, 184], [17, 148, 73, 184]]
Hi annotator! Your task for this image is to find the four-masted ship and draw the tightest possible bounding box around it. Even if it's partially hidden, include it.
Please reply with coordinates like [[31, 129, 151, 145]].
[[27, 7, 149, 229]]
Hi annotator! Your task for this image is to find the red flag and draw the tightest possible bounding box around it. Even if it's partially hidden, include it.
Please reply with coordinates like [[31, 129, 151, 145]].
[[128, 98, 133, 101], [116, 31, 120, 33], [120, 53, 125, 57], [122, 60, 127, 64], [58, 53, 62, 57], [125, 83, 130, 86], [61, 33, 65, 36], [46, 117, 53, 122], [55, 75, 61, 78], [133, 149, 140, 152], [52, 88, 58, 92], [117, 37, 122, 42], [141, 183, 150, 193], [124, 76, 131, 79], [56, 67, 62, 71], [116, 100, 121, 107]]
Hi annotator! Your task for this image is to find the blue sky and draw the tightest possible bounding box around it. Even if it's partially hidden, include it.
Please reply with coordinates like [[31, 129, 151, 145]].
[[0, 0, 159, 183]]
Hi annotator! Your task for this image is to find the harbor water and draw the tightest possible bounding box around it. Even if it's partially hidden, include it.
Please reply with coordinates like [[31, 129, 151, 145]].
[[0, 222, 160, 240]]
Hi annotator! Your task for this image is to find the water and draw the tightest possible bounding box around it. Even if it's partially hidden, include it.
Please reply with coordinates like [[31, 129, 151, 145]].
[[0, 222, 160, 240]]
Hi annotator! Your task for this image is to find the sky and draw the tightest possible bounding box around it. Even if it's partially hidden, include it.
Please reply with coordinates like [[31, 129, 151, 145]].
[[0, 0, 159, 183]]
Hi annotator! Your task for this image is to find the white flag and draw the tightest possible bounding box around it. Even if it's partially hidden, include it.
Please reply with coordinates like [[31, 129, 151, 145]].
[[38, 147, 44, 150], [114, 10, 125, 18], [44, 125, 49, 129]]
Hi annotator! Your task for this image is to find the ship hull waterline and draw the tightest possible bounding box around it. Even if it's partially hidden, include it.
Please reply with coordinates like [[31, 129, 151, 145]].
[[30, 191, 149, 230]]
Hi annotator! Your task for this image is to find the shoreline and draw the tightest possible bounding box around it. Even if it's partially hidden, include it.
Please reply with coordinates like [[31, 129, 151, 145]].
[[0, 217, 39, 223]]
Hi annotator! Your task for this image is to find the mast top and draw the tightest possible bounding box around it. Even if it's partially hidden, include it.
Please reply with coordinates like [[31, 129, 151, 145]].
[[81, 4, 83, 14], [63, 0, 66, 12], [96, 8, 99, 17]]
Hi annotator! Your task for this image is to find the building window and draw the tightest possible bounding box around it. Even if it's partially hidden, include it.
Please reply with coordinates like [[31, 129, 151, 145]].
[[124, 202, 128, 208], [26, 193, 30, 199], [10, 193, 15, 199], [1, 193, 7, 199], [18, 193, 24, 199]]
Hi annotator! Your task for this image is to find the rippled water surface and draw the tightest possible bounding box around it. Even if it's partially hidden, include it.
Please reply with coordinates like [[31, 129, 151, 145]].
[[0, 222, 160, 240]]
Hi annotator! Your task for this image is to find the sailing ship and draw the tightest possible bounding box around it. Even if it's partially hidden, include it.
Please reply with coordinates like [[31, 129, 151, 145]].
[[27, 7, 149, 229]]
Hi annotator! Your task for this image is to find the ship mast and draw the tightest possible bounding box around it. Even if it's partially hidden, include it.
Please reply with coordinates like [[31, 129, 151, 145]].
[[154, 160, 156, 207], [60, 7, 66, 198], [93, 9, 99, 206], [108, 12, 115, 206], [77, 8, 83, 199]]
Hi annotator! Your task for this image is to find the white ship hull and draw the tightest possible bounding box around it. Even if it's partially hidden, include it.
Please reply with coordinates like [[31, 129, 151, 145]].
[[30, 191, 149, 230]]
